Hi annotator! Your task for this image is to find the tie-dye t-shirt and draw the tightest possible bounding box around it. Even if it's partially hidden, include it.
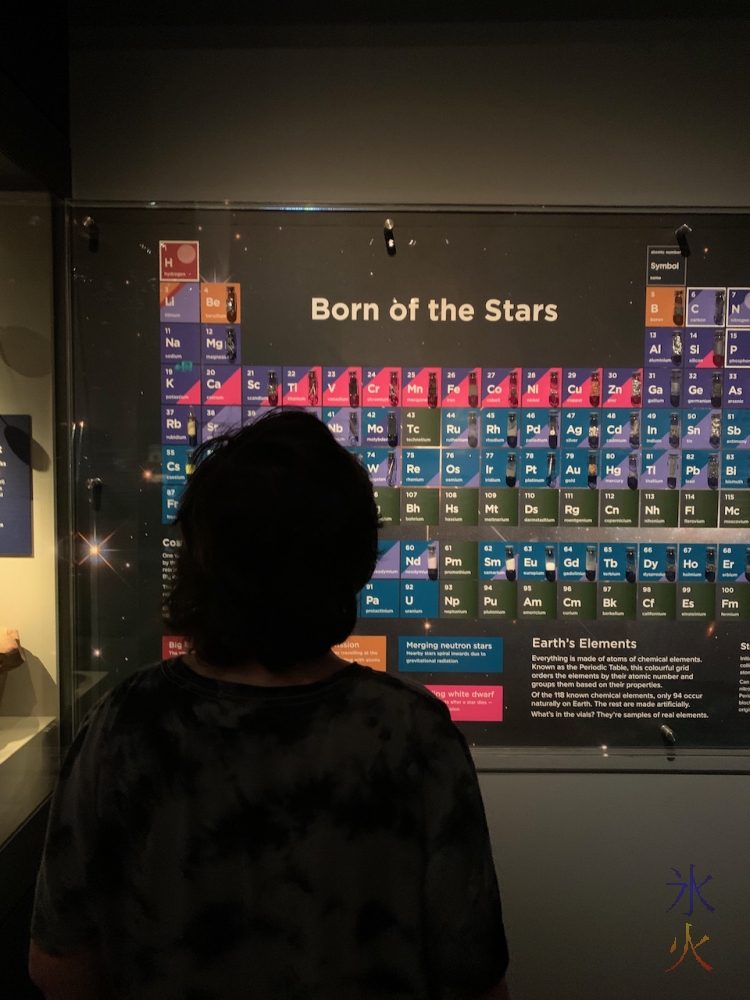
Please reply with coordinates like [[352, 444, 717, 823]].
[[31, 659, 508, 1000]]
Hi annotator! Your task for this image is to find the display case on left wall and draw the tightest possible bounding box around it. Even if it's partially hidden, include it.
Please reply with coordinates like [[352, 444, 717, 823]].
[[0, 179, 60, 851]]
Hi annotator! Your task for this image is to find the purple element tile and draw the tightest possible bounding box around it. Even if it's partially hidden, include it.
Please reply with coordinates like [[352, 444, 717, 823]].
[[243, 365, 283, 407], [372, 540, 401, 579], [162, 405, 193, 444], [727, 329, 750, 368], [728, 288, 750, 327], [687, 287, 726, 326], [681, 451, 715, 489], [645, 328, 683, 367], [161, 365, 201, 405], [201, 324, 241, 364], [201, 405, 242, 442], [161, 323, 200, 363], [160, 282, 200, 322]]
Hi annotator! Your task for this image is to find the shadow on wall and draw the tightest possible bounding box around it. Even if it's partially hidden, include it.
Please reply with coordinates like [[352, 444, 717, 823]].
[[1, 412, 51, 474], [0, 326, 52, 379], [0, 649, 57, 718]]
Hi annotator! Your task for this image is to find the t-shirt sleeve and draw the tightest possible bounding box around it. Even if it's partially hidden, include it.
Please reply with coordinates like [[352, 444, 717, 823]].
[[30, 699, 110, 956], [421, 708, 509, 999]]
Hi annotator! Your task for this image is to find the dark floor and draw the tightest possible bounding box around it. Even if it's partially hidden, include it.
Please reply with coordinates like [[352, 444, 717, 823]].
[[0, 886, 44, 1000]]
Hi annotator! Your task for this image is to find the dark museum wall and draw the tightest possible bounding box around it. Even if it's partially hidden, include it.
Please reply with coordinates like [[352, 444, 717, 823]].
[[67, 15, 750, 1000], [69, 18, 750, 206]]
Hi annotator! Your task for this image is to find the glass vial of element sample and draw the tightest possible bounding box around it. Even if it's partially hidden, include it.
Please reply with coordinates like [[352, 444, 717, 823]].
[[715, 288, 726, 326], [349, 370, 359, 407], [268, 370, 279, 406], [589, 370, 601, 407], [507, 411, 518, 447], [709, 413, 721, 449], [427, 372, 438, 408], [545, 545, 556, 582], [713, 329, 725, 368], [588, 451, 598, 489], [588, 412, 599, 448], [505, 545, 517, 582], [585, 545, 597, 581], [186, 450, 195, 477], [625, 546, 637, 583], [707, 452, 719, 490], [468, 370, 478, 408], [389, 370, 399, 406], [705, 546, 717, 583], [468, 411, 478, 448], [308, 370, 319, 406], [387, 410, 399, 447], [549, 370, 560, 407], [669, 412, 680, 448], [548, 411, 559, 449], [673, 289, 684, 326], [348, 410, 359, 445], [226, 286, 237, 323], [629, 412, 640, 448], [225, 327, 237, 363], [386, 450, 398, 486], [627, 452, 639, 490], [665, 546, 676, 582], [187, 409, 197, 447], [427, 543, 438, 581], [670, 369, 681, 407], [631, 370, 642, 405], [546, 451, 557, 487], [506, 452, 517, 488], [745, 547, 750, 582], [711, 372, 723, 409], [509, 370, 519, 406], [671, 330, 683, 365], [667, 452, 678, 490]]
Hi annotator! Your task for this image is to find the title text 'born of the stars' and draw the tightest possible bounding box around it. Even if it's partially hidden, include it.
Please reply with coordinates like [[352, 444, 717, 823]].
[[311, 297, 559, 322]]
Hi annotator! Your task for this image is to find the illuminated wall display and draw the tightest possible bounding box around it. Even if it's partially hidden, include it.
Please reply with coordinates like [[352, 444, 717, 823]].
[[70, 213, 750, 752]]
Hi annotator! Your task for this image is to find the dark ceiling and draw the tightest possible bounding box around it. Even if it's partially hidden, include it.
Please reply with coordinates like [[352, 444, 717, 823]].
[[68, 0, 746, 26]]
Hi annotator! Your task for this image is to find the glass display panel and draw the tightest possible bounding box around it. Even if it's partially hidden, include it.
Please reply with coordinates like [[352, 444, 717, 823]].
[[68, 207, 750, 755]]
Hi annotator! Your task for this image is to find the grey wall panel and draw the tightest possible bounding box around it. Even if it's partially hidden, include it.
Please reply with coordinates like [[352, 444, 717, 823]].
[[70, 21, 750, 207], [480, 772, 750, 998]]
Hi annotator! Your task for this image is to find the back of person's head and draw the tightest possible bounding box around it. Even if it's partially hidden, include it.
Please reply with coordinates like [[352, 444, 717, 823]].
[[165, 410, 379, 672]]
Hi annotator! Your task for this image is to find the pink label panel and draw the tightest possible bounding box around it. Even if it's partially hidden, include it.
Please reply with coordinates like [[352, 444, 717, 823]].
[[403, 367, 441, 408], [363, 366, 402, 406], [323, 366, 363, 406], [426, 685, 504, 721]]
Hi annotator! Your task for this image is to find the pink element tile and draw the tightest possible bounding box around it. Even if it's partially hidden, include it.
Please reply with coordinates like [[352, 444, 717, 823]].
[[426, 685, 503, 721]]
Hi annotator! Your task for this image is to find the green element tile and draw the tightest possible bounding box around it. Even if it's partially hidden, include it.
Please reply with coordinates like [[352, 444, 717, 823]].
[[518, 580, 557, 619], [558, 582, 597, 620], [401, 408, 440, 446], [680, 490, 718, 527], [520, 489, 559, 526], [559, 489, 599, 526], [400, 488, 439, 525], [440, 541, 479, 578], [639, 489, 679, 527], [479, 488, 519, 525], [479, 580, 517, 619], [373, 487, 400, 525], [719, 491, 750, 528], [637, 583, 676, 620], [599, 489, 639, 527], [441, 488, 479, 526], [717, 583, 750, 620], [440, 579, 478, 618], [676, 583, 715, 621], [597, 582, 637, 619]]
